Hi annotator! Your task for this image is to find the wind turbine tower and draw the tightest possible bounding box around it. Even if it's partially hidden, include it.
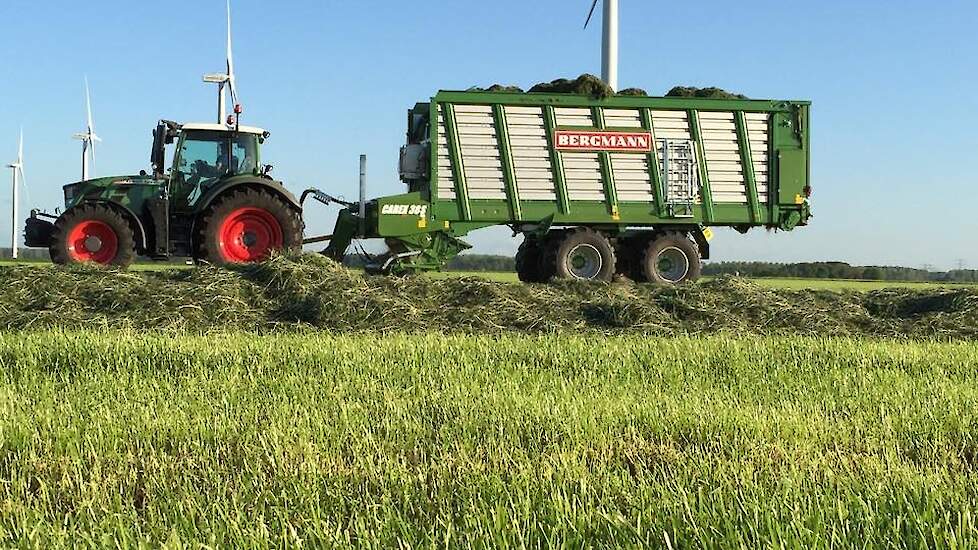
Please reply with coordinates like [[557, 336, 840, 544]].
[[585, 0, 619, 91], [72, 77, 101, 181], [6, 130, 25, 260], [203, 0, 239, 124]]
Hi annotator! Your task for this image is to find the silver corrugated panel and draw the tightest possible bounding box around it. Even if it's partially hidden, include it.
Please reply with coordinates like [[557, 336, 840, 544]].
[[649, 110, 692, 142], [554, 107, 594, 127], [505, 106, 556, 201], [610, 153, 653, 202], [699, 111, 746, 204], [604, 108, 643, 129], [745, 112, 770, 203], [453, 104, 506, 200], [649, 111, 699, 204], [436, 107, 456, 199], [563, 152, 606, 201]]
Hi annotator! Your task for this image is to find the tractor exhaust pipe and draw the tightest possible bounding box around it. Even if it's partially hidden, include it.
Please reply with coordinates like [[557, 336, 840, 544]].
[[359, 154, 367, 238]]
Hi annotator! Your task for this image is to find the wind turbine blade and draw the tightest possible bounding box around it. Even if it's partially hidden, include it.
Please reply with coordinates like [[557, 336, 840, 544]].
[[18, 163, 31, 210], [17, 128, 23, 165], [226, 0, 238, 104], [584, 0, 600, 29], [85, 76, 95, 134]]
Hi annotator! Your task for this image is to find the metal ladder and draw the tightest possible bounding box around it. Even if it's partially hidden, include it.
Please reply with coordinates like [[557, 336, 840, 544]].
[[659, 138, 699, 218]]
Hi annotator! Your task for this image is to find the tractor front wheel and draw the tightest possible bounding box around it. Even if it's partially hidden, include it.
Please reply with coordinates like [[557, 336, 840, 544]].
[[197, 188, 303, 265], [50, 204, 137, 267]]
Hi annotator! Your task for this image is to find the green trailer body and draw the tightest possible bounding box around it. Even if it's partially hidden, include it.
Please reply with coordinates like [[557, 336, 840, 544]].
[[327, 90, 812, 278]]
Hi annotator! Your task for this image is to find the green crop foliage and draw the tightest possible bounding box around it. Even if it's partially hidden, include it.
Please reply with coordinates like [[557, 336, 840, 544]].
[[0, 331, 975, 548]]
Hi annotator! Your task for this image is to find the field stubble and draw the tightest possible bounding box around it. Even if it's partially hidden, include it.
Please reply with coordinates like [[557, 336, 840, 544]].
[[0, 332, 976, 547]]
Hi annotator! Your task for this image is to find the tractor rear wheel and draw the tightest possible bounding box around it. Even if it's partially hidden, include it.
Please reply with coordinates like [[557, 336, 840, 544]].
[[50, 204, 137, 267], [515, 237, 547, 283], [640, 232, 702, 285], [546, 228, 616, 282], [197, 188, 303, 265]]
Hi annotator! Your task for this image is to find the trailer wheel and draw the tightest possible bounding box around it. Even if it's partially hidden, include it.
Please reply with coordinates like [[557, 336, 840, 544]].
[[197, 188, 303, 265], [50, 204, 137, 266], [547, 228, 616, 282], [515, 237, 547, 283], [640, 232, 702, 285]]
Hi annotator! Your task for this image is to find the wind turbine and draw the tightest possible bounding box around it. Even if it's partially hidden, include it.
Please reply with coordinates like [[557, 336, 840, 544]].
[[6, 130, 25, 260], [72, 77, 101, 181], [203, 0, 239, 125], [585, 0, 619, 91]]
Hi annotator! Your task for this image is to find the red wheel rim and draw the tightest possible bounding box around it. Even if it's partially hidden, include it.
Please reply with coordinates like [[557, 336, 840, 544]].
[[218, 207, 284, 263], [67, 220, 119, 264]]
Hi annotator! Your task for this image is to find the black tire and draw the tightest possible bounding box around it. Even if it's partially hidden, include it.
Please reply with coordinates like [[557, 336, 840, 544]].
[[197, 188, 303, 265], [640, 232, 702, 285], [615, 233, 649, 282], [50, 203, 137, 267], [515, 237, 547, 283], [545, 228, 616, 282]]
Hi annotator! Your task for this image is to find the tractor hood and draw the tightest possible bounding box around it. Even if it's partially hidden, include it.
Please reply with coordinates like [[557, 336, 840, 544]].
[[63, 174, 164, 210]]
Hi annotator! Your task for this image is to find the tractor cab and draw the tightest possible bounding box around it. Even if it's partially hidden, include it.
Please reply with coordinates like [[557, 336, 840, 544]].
[[152, 121, 271, 210]]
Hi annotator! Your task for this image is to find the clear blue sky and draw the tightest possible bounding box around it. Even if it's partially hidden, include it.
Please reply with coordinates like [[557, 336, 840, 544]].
[[1, 0, 975, 269]]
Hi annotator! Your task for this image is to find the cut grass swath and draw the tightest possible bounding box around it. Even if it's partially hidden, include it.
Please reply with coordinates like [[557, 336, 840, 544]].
[[0, 253, 976, 338]]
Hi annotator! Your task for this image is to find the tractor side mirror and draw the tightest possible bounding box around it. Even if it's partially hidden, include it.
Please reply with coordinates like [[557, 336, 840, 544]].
[[262, 164, 274, 177]]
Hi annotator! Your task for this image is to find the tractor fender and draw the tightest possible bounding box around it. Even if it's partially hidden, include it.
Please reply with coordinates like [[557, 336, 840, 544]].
[[72, 199, 149, 251], [194, 177, 302, 215]]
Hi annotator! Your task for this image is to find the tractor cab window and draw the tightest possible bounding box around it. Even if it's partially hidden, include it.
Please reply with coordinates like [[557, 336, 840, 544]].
[[171, 131, 260, 207], [231, 134, 259, 175]]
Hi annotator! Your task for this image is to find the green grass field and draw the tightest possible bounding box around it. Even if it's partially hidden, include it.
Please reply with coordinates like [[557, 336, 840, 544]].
[[1, 331, 976, 547]]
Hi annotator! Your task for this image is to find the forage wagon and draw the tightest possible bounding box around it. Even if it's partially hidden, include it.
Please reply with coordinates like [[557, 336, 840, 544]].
[[326, 89, 812, 284], [24, 89, 811, 285]]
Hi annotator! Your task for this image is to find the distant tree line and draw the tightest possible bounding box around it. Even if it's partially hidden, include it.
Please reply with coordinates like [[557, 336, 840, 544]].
[[348, 254, 978, 283], [703, 261, 978, 283], [446, 254, 516, 272], [439, 256, 978, 283], [1, 248, 49, 261], [343, 253, 516, 271], [8, 247, 972, 283]]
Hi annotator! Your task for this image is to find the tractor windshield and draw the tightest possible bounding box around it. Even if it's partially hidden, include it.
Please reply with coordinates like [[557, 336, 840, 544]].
[[171, 131, 261, 207]]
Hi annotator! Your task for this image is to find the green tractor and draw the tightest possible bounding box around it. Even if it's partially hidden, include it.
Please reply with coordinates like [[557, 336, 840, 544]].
[[25, 120, 304, 265]]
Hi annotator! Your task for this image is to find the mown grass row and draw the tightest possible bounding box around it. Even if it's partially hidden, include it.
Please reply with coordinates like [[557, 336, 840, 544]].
[[1, 331, 976, 547], [2, 253, 978, 338]]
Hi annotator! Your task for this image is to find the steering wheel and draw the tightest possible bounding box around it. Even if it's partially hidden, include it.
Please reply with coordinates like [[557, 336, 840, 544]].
[[191, 159, 208, 177]]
